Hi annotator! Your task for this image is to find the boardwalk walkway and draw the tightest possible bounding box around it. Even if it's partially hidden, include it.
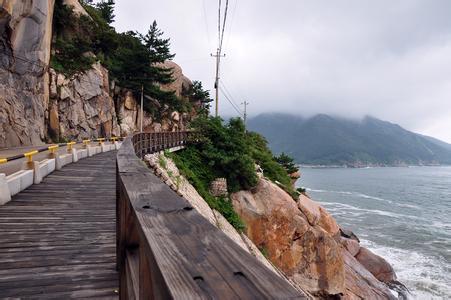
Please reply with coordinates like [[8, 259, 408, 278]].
[[0, 151, 118, 298]]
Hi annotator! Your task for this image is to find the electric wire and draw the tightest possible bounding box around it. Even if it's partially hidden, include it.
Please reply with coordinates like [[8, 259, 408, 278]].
[[219, 81, 242, 114], [219, 86, 243, 116], [219, 0, 229, 51], [224, 0, 238, 51], [220, 80, 241, 111]]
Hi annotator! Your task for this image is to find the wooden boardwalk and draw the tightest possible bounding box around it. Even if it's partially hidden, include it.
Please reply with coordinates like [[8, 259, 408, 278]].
[[0, 151, 118, 299]]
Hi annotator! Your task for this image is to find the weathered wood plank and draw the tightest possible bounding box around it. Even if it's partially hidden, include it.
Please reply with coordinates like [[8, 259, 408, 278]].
[[0, 151, 118, 299]]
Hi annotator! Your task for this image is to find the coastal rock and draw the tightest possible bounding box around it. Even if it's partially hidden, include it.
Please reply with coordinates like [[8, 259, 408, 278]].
[[340, 228, 360, 242], [297, 194, 340, 235], [340, 237, 360, 257], [0, 0, 54, 147], [343, 249, 396, 299], [355, 247, 397, 283], [231, 179, 345, 296]]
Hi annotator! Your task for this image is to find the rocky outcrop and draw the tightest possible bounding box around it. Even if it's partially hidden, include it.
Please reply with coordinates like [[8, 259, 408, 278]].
[[355, 247, 397, 283], [156, 60, 192, 99], [343, 249, 396, 299], [231, 180, 399, 299], [231, 179, 345, 296], [0, 0, 55, 147]]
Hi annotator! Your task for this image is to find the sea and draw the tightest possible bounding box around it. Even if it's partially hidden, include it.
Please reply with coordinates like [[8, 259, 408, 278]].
[[296, 166, 450, 300]]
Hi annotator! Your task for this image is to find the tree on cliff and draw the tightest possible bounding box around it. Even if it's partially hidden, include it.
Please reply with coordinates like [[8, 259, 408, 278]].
[[95, 0, 115, 24], [143, 21, 175, 63], [52, 0, 187, 116], [275, 152, 299, 174]]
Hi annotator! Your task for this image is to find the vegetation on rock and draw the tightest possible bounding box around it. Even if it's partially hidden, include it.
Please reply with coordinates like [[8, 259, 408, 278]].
[[169, 116, 298, 230], [51, 0, 210, 117]]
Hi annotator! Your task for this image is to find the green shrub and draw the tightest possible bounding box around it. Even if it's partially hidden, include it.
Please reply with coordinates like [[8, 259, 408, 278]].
[[170, 116, 300, 229]]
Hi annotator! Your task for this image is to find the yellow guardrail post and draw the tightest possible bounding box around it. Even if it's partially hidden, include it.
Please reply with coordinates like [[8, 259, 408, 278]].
[[48, 145, 59, 154], [24, 150, 38, 163], [83, 139, 91, 148], [97, 138, 105, 146], [67, 142, 76, 152]]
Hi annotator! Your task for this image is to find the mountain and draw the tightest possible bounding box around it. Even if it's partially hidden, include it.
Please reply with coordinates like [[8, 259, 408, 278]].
[[248, 113, 451, 166]]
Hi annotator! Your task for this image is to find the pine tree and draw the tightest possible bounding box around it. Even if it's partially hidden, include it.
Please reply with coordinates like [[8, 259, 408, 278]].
[[96, 0, 115, 24], [143, 21, 175, 63]]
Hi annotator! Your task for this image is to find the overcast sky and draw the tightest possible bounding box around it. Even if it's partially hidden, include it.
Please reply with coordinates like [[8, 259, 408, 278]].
[[114, 0, 451, 142]]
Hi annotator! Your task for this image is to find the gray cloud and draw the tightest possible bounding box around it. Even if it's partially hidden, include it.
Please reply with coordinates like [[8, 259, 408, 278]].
[[114, 0, 451, 142]]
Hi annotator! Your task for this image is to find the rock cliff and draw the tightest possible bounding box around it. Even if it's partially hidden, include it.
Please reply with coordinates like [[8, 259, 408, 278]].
[[47, 60, 192, 142], [0, 1, 196, 147], [0, 0, 55, 147]]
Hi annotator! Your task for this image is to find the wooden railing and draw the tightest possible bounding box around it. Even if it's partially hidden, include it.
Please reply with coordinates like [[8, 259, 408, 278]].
[[116, 132, 305, 299]]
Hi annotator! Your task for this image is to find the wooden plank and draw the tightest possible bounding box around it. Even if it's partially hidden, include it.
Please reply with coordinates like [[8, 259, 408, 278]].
[[0, 151, 118, 298]]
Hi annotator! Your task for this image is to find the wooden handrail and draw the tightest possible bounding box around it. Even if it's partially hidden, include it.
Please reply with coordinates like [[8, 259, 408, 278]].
[[116, 132, 305, 299]]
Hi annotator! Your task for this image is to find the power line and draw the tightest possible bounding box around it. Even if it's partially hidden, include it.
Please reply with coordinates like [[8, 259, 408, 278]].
[[217, 0, 222, 48], [219, 0, 229, 51], [220, 81, 241, 112], [224, 0, 238, 51], [211, 0, 231, 117], [219, 86, 242, 116]]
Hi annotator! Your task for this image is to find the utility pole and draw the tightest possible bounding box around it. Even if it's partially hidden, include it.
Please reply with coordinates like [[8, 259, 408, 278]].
[[140, 85, 144, 132], [241, 101, 249, 128], [211, 49, 225, 117]]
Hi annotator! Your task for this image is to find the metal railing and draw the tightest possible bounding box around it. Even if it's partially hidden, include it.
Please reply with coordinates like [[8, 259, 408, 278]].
[[116, 132, 305, 299]]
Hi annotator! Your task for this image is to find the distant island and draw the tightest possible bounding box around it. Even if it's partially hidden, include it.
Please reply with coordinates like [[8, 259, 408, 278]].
[[248, 113, 451, 167]]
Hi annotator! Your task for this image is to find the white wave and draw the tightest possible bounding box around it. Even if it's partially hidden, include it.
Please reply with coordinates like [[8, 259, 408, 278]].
[[361, 239, 451, 299], [319, 201, 425, 221], [307, 188, 421, 210]]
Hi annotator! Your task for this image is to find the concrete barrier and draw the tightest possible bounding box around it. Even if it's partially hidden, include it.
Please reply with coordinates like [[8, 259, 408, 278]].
[[88, 146, 101, 157], [0, 174, 11, 205], [33, 159, 56, 184], [78, 149, 88, 160], [101, 143, 116, 152], [56, 154, 73, 170], [0, 141, 115, 205], [6, 169, 34, 197]]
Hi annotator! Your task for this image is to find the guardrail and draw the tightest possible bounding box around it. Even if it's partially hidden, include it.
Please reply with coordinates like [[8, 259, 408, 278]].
[[116, 132, 304, 299], [0, 137, 124, 165], [0, 137, 124, 205]]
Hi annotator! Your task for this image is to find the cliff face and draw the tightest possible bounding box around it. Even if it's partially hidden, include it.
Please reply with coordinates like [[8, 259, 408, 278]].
[[0, 0, 55, 147], [0, 1, 195, 147], [48, 62, 120, 140]]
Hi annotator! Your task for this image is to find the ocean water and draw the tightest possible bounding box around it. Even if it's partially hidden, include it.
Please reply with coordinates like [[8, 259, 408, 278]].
[[296, 166, 451, 300]]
